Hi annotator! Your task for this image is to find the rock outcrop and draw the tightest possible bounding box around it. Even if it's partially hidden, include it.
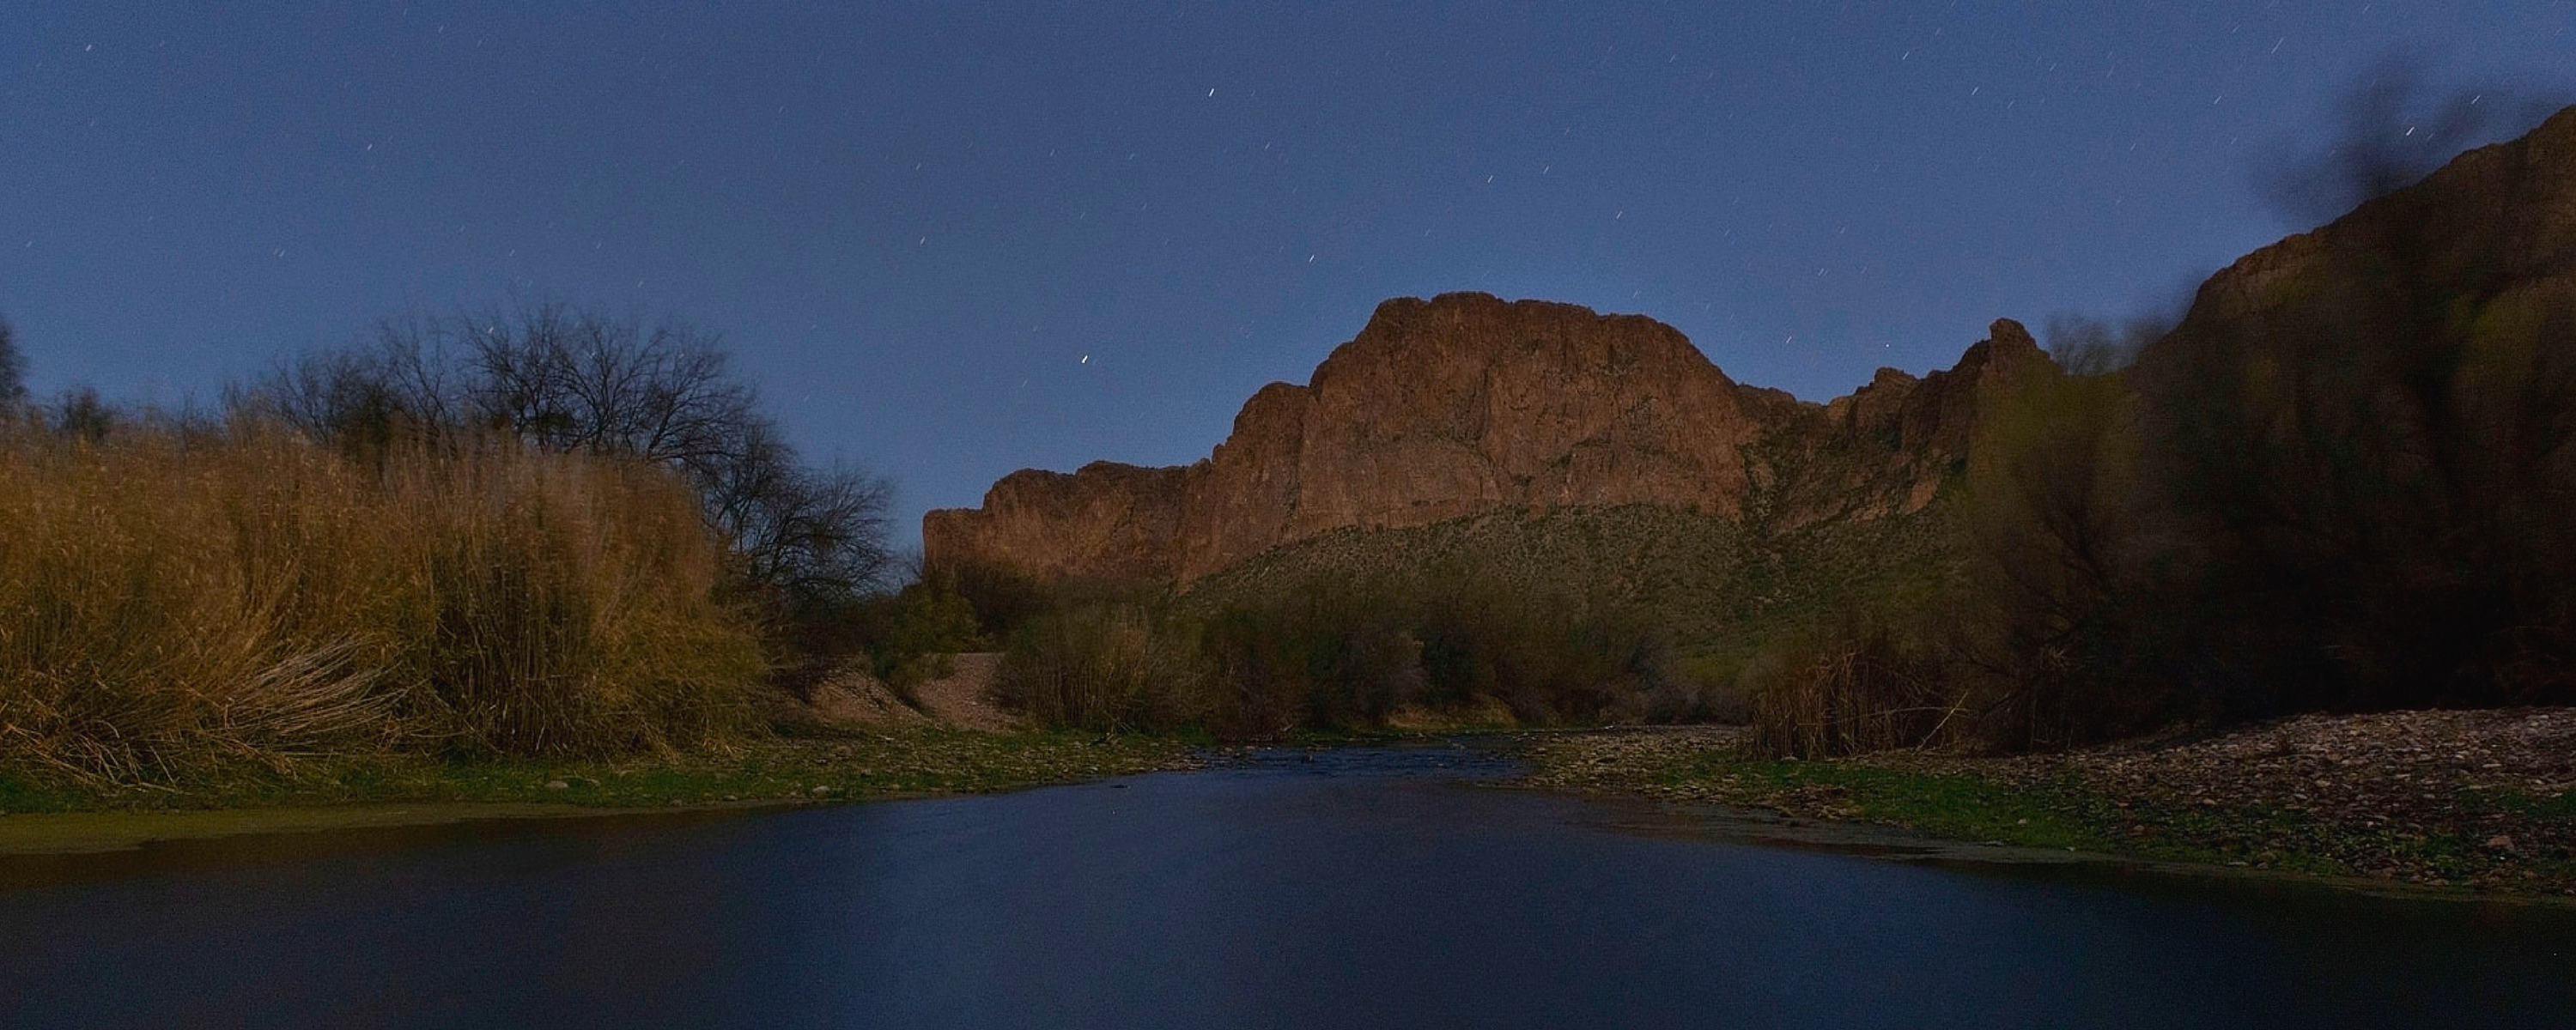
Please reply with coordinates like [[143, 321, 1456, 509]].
[[921, 461, 1190, 585], [926, 293, 2049, 585], [1786, 317, 2048, 521], [1827, 317, 2044, 461]]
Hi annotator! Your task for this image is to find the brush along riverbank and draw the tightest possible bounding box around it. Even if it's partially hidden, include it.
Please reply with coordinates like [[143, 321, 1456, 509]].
[[1515, 712, 2576, 898], [0, 728, 1195, 856]]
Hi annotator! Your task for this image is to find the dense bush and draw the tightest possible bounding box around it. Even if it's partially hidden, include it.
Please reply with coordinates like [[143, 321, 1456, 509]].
[[991, 601, 1206, 733], [1194, 579, 1426, 735], [1900, 84, 2576, 753], [931, 557, 1059, 640], [1946, 359, 2182, 749], [1744, 610, 1961, 758], [0, 417, 767, 784], [2136, 272, 2576, 714], [1396, 561, 1672, 724], [852, 584, 987, 700], [987, 560, 1680, 738]]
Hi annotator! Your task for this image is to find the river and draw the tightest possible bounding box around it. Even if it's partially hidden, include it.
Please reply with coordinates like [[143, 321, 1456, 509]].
[[3, 744, 2570, 1028]]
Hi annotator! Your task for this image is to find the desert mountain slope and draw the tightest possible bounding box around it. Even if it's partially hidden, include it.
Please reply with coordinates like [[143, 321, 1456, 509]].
[[926, 293, 2047, 585]]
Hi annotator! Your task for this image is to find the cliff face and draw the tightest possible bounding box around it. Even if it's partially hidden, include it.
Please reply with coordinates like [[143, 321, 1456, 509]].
[[922, 461, 1190, 585], [1787, 318, 2048, 522], [1245, 295, 1762, 528], [2152, 104, 2576, 370], [925, 293, 2047, 584]]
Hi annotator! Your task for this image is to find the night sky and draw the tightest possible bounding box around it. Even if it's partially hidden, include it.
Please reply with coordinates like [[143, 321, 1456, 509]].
[[5, 2, 2572, 548]]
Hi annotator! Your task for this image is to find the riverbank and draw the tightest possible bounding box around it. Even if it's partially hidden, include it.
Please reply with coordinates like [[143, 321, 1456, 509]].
[[1515, 712, 2576, 897], [0, 727, 1195, 855]]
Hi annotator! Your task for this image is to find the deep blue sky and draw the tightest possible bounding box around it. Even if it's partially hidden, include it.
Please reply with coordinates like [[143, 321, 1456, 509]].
[[5, 2, 2572, 546]]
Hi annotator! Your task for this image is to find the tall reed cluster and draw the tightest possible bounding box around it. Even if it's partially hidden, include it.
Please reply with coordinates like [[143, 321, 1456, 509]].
[[1741, 611, 1962, 758], [991, 601, 1208, 732], [0, 416, 765, 785]]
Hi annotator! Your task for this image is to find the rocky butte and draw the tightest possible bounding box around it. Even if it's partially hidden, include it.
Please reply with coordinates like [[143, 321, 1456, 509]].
[[924, 292, 2050, 585], [931, 102, 2576, 590]]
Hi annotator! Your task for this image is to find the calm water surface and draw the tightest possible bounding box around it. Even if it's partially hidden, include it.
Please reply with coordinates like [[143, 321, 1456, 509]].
[[3, 745, 2571, 1029]]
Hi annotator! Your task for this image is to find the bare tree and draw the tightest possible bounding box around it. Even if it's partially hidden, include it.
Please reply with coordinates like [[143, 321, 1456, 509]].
[[245, 319, 465, 457], [701, 420, 896, 604], [49, 385, 116, 443], [453, 304, 758, 482], [242, 303, 897, 605], [0, 314, 25, 404]]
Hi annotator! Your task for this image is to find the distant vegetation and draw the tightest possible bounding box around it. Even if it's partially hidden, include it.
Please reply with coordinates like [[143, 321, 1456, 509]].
[[0, 304, 922, 787], [978, 554, 1677, 738], [929, 496, 1956, 740]]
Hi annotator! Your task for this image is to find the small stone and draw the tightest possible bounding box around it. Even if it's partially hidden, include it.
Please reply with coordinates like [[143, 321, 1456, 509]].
[[543, 780, 569, 791], [2486, 834, 2518, 852], [811, 785, 837, 797]]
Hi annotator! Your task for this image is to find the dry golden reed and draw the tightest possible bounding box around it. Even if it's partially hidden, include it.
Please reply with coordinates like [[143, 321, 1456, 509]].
[[0, 416, 766, 785]]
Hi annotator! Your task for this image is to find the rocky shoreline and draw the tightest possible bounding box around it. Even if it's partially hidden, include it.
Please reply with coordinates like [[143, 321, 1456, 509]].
[[1514, 712, 2576, 898]]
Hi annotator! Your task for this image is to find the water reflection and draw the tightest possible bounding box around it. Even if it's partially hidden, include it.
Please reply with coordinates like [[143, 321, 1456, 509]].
[[3, 745, 2568, 1029]]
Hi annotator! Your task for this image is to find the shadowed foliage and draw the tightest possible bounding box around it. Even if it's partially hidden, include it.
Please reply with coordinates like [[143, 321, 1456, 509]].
[[986, 552, 1679, 739], [1776, 81, 2576, 758]]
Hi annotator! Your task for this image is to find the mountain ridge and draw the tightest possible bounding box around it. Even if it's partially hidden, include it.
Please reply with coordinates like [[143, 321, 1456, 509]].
[[931, 103, 2576, 591], [925, 294, 2046, 585]]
